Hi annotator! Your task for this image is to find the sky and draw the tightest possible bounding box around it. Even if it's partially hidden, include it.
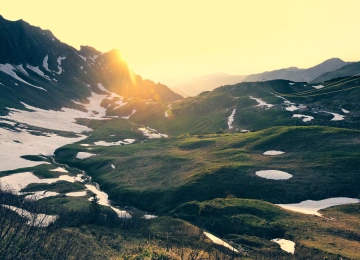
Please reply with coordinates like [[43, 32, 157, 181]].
[[2, 1, 360, 86]]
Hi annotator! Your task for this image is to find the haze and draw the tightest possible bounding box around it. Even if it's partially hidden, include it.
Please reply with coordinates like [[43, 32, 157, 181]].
[[2, 0, 360, 85]]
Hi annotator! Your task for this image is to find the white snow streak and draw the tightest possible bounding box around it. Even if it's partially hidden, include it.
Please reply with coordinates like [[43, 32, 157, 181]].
[[227, 109, 236, 129]]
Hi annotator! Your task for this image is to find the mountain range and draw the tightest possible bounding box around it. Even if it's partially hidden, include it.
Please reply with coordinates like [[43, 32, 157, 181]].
[[0, 15, 182, 115]]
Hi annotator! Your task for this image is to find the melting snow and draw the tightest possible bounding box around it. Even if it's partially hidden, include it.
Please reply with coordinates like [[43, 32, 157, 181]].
[[263, 151, 285, 156], [203, 232, 239, 253], [15, 64, 29, 76], [93, 139, 135, 146], [286, 105, 298, 112], [113, 98, 128, 110], [227, 109, 236, 129], [42, 55, 51, 71], [255, 170, 292, 180], [328, 112, 345, 121], [121, 109, 136, 119], [85, 184, 131, 218], [271, 238, 295, 254], [1, 204, 58, 227], [2, 91, 110, 133], [24, 191, 59, 201], [50, 167, 68, 173], [97, 83, 108, 92], [56, 56, 66, 74], [66, 191, 87, 197], [76, 152, 97, 159], [292, 114, 314, 122], [142, 214, 157, 219], [0, 127, 85, 171], [249, 96, 273, 108], [0, 172, 81, 193], [313, 85, 324, 89], [0, 63, 46, 91], [77, 54, 87, 61], [277, 197, 360, 216], [138, 127, 168, 139], [26, 64, 50, 80]]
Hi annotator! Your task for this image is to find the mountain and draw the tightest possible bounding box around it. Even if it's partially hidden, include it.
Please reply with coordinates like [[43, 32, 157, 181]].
[[244, 58, 351, 83], [171, 72, 247, 97], [310, 61, 360, 83], [0, 15, 182, 115]]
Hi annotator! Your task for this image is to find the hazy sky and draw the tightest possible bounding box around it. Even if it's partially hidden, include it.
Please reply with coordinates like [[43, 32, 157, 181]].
[[2, 1, 360, 85]]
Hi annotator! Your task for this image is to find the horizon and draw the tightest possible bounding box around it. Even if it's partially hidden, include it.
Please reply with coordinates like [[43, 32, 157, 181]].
[[2, 0, 360, 86]]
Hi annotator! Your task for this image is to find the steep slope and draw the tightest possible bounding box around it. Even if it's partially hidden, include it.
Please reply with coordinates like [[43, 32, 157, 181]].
[[244, 58, 351, 83], [172, 73, 247, 97], [0, 15, 182, 115], [311, 61, 360, 83]]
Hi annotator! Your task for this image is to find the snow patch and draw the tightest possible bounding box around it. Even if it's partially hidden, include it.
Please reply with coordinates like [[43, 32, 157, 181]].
[[0, 64, 46, 91], [227, 109, 236, 129], [76, 152, 97, 159], [249, 96, 273, 108], [142, 214, 157, 219], [97, 83, 108, 92], [255, 170, 292, 180], [111, 164, 115, 169], [277, 197, 360, 216], [42, 55, 51, 71], [15, 64, 29, 76], [263, 151, 285, 156], [0, 172, 80, 193], [66, 191, 87, 197], [121, 109, 136, 119], [24, 191, 59, 201], [286, 105, 298, 112], [26, 65, 50, 80], [271, 238, 295, 254], [1, 205, 58, 227], [341, 108, 350, 114], [85, 184, 131, 218], [292, 114, 314, 122], [50, 167, 68, 173], [0, 127, 85, 171], [204, 232, 239, 253], [56, 56, 66, 74], [138, 127, 168, 139], [313, 85, 324, 89]]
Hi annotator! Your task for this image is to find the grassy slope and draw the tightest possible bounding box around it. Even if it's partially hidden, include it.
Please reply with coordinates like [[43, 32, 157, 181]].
[[55, 125, 360, 215]]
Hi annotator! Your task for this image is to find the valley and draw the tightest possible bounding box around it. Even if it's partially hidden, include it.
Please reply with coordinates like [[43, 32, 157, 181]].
[[0, 14, 360, 260]]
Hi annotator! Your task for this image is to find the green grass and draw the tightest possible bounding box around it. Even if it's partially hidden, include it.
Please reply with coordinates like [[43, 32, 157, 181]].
[[55, 126, 360, 214]]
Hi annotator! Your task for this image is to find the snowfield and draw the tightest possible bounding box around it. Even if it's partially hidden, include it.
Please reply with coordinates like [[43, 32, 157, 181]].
[[271, 238, 295, 254], [277, 197, 360, 216], [255, 170, 292, 180]]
